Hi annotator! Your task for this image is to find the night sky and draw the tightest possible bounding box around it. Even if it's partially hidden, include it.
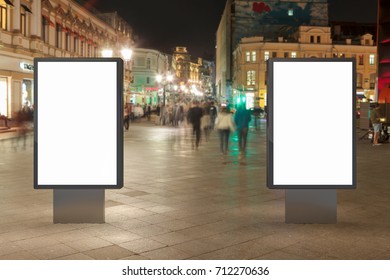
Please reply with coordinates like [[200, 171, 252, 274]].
[[88, 0, 377, 60]]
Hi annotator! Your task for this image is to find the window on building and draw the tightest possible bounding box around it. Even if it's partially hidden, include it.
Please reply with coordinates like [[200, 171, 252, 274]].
[[65, 32, 70, 51], [288, 9, 293, 16], [310, 36, 314, 43], [146, 58, 151, 69], [246, 51, 250, 62], [370, 73, 376, 89], [365, 39, 370, 45], [42, 17, 49, 43], [252, 51, 256, 62], [264, 51, 269, 61], [284, 52, 289, 58], [369, 54, 375, 65], [0, 1, 7, 30], [359, 55, 364, 65], [247, 70, 256, 86], [87, 44, 91, 57], [80, 40, 84, 56], [357, 73, 363, 88], [73, 36, 78, 53], [317, 36, 321, 43], [291, 52, 297, 58], [55, 23, 61, 48], [146, 77, 150, 84], [21, 10, 27, 36], [272, 52, 277, 58]]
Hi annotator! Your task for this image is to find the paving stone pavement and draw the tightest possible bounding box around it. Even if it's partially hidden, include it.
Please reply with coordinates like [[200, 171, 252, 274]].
[[1, 119, 390, 260]]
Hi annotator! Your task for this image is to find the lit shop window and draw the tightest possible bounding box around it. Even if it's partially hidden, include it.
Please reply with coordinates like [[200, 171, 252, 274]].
[[291, 52, 297, 58], [252, 51, 256, 62], [246, 51, 250, 62], [264, 51, 269, 61], [369, 54, 375, 65], [247, 70, 256, 86], [288, 9, 293, 16]]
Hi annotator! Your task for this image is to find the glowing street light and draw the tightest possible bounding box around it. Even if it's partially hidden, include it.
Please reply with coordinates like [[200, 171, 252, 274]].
[[102, 49, 113, 58], [121, 48, 133, 61], [156, 73, 174, 106]]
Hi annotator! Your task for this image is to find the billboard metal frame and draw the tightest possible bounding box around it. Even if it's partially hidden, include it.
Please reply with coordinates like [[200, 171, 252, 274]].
[[34, 57, 123, 189], [267, 58, 356, 189]]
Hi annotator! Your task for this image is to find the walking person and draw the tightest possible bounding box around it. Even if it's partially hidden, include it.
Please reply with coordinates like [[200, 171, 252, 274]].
[[215, 106, 235, 162], [147, 104, 151, 121], [209, 101, 217, 130], [201, 104, 211, 141], [234, 103, 251, 162], [371, 103, 382, 146], [187, 100, 204, 150], [124, 103, 130, 130]]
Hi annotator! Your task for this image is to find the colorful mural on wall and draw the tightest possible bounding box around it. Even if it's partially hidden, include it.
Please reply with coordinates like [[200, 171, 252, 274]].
[[232, 0, 329, 47]]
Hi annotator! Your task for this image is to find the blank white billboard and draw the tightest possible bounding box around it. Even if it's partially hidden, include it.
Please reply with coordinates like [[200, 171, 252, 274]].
[[34, 58, 123, 189], [267, 59, 356, 189]]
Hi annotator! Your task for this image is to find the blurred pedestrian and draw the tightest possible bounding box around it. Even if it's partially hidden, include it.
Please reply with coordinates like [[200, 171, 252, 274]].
[[371, 103, 382, 146], [209, 101, 217, 130], [124, 103, 130, 130], [234, 104, 252, 162], [215, 106, 235, 162], [201, 104, 211, 141], [187, 100, 204, 149], [147, 104, 151, 121]]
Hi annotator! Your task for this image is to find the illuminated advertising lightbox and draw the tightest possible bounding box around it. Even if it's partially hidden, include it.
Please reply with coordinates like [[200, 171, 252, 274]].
[[34, 58, 123, 189], [267, 58, 356, 189]]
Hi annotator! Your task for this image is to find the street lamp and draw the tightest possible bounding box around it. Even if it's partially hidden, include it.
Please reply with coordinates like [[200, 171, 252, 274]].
[[156, 73, 173, 106], [102, 49, 113, 58], [121, 48, 133, 61]]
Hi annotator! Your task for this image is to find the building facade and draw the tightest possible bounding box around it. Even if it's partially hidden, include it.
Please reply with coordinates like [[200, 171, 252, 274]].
[[0, 0, 133, 118], [232, 26, 377, 109], [130, 48, 169, 106], [170, 46, 214, 102], [216, 0, 329, 105], [199, 59, 215, 99]]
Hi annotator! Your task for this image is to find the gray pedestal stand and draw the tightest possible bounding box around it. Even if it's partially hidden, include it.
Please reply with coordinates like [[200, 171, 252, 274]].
[[53, 189, 105, 223], [285, 189, 337, 224]]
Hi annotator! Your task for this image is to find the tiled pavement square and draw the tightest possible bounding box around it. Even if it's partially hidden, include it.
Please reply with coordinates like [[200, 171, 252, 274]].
[[1, 123, 390, 260]]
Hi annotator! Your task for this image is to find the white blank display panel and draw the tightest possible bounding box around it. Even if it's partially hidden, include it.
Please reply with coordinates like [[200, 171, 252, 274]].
[[34, 59, 123, 189], [268, 59, 356, 188]]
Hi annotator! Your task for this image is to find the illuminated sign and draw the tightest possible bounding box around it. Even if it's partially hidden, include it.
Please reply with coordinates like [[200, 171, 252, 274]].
[[20, 62, 34, 71], [34, 58, 123, 189], [267, 58, 356, 189]]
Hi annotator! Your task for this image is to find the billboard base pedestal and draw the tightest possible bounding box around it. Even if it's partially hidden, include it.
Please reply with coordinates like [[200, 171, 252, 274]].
[[285, 189, 337, 224], [53, 189, 105, 223]]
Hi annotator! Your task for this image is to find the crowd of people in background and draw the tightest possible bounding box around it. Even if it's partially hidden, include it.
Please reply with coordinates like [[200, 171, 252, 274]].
[[124, 99, 255, 164]]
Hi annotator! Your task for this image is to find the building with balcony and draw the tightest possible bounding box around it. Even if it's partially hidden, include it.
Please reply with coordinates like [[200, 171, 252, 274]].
[[232, 26, 376, 109], [129, 48, 169, 106], [216, 0, 329, 105], [0, 0, 133, 118]]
